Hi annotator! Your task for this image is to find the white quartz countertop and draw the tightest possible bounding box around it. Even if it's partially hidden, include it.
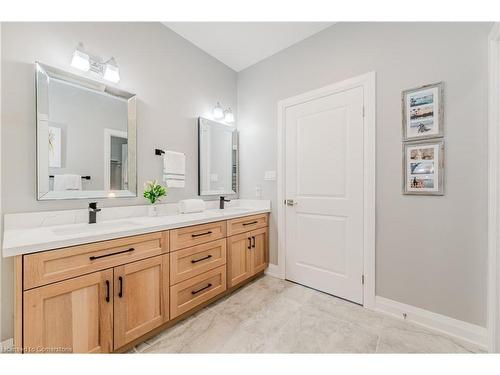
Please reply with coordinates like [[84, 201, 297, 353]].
[[2, 200, 270, 257]]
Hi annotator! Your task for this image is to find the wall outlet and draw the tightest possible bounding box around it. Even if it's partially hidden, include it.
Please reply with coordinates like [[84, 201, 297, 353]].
[[255, 185, 262, 199], [264, 170, 276, 181]]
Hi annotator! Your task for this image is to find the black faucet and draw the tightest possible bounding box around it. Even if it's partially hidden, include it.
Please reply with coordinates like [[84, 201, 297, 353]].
[[88, 202, 101, 224], [219, 196, 231, 209]]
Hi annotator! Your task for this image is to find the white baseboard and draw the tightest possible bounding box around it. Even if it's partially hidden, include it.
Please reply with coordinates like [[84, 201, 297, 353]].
[[374, 296, 488, 351], [265, 264, 284, 279], [1, 338, 13, 353]]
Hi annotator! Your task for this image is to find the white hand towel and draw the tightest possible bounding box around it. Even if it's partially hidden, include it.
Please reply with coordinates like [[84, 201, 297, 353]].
[[53, 174, 82, 191], [163, 150, 185, 188], [163, 177, 185, 188], [178, 199, 206, 214]]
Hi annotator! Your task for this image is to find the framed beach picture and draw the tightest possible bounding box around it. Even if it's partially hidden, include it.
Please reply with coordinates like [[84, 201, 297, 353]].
[[402, 82, 444, 141], [403, 139, 444, 195]]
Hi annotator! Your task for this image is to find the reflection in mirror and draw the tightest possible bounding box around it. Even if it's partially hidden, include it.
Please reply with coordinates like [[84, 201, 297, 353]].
[[198, 117, 238, 196], [36, 62, 137, 200]]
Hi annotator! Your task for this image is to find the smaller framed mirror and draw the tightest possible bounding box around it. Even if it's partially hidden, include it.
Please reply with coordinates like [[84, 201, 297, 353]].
[[198, 117, 238, 196]]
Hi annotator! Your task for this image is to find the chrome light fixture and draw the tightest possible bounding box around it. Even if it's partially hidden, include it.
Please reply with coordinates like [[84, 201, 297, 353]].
[[224, 108, 235, 124], [213, 102, 224, 120], [70, 43, 120, 83], [71, 46, 90, 72], [103, 57, 120, 83]]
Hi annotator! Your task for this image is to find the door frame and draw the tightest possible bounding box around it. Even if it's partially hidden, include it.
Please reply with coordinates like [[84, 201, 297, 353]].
[[488, 22, 500, 353], [103, 128, 128, 191], [275, 72, 376, 308]]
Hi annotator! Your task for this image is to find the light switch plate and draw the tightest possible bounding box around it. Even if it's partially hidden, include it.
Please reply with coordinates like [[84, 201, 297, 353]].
[[264, 170, 277, 181]]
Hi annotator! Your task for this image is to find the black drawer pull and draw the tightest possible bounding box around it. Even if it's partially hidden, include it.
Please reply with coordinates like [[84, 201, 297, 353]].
[[191, 254, 212, 263], [118, 276, 123, 298], [248, 237, 252, 249], [105, 280, 110, 303], [252, 236, 256, 248], [191, 283, 212, 295], [191, 231, 213, 238], [242, 221, 258, 226], [89, 248, 134, 261]]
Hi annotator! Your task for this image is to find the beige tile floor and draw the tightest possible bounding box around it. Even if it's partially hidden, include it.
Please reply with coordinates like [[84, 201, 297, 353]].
[[130, 276, 483, 354]]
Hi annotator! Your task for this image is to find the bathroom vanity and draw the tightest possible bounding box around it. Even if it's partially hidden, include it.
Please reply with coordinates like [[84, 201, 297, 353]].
[[1, 60, 261, 353], [4, 204, 269, 353]]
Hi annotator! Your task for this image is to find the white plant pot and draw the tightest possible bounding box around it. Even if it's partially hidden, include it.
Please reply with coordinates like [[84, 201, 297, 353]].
[[148, 204, 159, 217]]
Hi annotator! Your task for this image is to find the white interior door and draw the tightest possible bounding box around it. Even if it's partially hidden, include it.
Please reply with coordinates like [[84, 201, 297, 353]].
[[285, 85, 365, 304]]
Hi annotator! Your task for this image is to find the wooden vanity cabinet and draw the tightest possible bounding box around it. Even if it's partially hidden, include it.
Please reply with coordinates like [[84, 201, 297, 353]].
[[227, 232, 253, 288], [251, 227, 268, 275], [113, 255, 169, 349], [22, 254, 169, 353], [17, 213, 269, 353], [23, 231, 168, 290], [227, 217, 268, 288], [170, 265, 226, 318], [23, 269, 114, 353]]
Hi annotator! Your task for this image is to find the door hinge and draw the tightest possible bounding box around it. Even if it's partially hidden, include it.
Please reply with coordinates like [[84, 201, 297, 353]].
[[362, 106, 365, 117], [362, 275, 365, 285]]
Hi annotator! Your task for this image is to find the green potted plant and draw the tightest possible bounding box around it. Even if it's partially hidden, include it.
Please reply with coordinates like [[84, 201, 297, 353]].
[[143, 180, 167, 216]]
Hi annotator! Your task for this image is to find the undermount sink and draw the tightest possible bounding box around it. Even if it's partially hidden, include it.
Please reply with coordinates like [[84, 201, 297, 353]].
[[51, 220, 139, 236], [206, 207, 254, 214]]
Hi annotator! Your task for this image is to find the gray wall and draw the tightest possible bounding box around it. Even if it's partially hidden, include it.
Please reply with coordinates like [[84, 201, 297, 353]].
[[0, 22, 237, 340], [237, 22, 490, 326]]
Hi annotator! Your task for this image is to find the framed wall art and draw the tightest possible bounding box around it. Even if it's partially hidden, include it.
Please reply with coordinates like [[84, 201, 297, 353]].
[[48, 125, 62, 168], [402, 82, 444, 141], [403, 139, 444, 195]]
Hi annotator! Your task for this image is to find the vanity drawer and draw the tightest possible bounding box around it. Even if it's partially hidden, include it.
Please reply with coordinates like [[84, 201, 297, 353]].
[[170, 265, 226, 318], [226, 213, 268, 236], [23, 231, 169, 290], [170, 221, 226, 251], [170, 239, 226, 285]]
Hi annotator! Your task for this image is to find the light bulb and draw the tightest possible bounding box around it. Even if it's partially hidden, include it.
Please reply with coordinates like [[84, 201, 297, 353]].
[[224, 108, 235, 123], [213, 102, 224, 120], [71, 49, 90, 72], [103, 57, 120, 83]]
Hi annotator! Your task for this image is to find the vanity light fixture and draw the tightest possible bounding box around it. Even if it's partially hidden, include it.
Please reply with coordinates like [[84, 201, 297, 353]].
[[70, 43, 120, 83], [213, 102, 225, 120], [224, 108, 235, 124], [71, 46, 90, 72], [103, 57, 120, 83]]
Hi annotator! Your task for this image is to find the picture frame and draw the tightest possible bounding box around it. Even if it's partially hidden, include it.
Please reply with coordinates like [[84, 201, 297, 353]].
[[48, 126, 61, 168], [403, 139, 444, 195], [402, 82, 444, 141]]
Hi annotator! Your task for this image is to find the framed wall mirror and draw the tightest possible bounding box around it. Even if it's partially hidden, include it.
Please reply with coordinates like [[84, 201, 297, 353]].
[[35, 62, 137, 200], [198, 117, 238, 196]]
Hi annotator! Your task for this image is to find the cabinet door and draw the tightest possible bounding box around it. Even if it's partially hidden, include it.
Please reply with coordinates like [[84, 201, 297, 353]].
[[227, 232, 252, 288], [23, 269, 113, 353], [251, 227, 268, 275], [113, 255, 169, 349]]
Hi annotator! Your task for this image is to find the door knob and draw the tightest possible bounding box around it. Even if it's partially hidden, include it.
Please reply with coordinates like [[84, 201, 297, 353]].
[[285, 199, 297, 206]]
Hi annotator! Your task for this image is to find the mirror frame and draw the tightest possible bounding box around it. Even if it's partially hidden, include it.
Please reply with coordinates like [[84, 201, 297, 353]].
[[197, 116, 238, 196], [35, 62, 137, 200]]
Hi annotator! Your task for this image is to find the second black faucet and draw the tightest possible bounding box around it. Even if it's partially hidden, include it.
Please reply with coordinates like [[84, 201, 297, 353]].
[[219, 196, 230, 209], [88, 202, 101, 224]]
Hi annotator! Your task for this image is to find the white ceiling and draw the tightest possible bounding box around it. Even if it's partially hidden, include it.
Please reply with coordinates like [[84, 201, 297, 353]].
[[162, 22, 334, 72]]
